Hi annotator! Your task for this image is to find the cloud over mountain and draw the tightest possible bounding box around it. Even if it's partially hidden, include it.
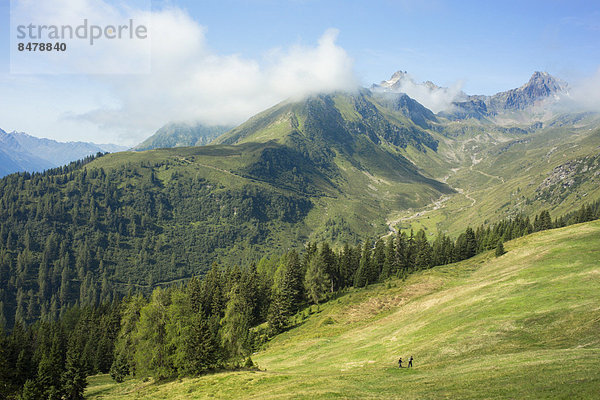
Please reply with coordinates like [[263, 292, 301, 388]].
[[372, 71, 464, 113], [59, 2, 358, 142]]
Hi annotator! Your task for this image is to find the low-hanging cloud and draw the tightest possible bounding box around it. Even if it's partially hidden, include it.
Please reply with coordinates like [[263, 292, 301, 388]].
[[374, 71, 464, 113], [567, 67, 600, 111], [54, 3, 359, 143]]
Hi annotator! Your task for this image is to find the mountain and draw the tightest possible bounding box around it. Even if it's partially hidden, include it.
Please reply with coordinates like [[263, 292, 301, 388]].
[[134, 122, 232, 151], [0, 89, 460, 328], [372, 70, 464, 114], [0, 130, 55, 176], [375, 70, 569, 121], [0, 128, 128, 177], [373, 70, 447, 93], [1, 70, 599, 332], [487, 71, 568, 112], [445, 71, 569, 120], [374, 92, 438, 128]]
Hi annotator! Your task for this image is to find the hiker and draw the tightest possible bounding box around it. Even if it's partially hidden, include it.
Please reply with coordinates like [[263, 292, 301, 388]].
[[398, 358, 403, 368], [408, 356, 413, 368]]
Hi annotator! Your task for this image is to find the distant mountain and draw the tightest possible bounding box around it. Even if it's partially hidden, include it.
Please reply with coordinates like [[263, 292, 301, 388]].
[[134, 122, 232, 151], [372, 71, 464, 114], [0, 128, 127, 177], [445, 71, 569, 120], [375, 70, 569, 121], [489, 71, 568, 111]]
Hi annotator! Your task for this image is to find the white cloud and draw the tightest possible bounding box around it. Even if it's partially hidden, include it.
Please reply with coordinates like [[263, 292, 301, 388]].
[[567, 67, 600, 111], [374, 71, 464, 113], [42, 3, 359, 144]]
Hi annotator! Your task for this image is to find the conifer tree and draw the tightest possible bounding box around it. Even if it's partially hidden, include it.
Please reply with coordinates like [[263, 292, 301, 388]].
[[62, 335, 87, 400], [414, 229, 433, 269], [221, 283, 253, 362], [380, 236, 395, 280], [353, 241, 370, 288], [495, 240, 506, 257], [305, 255, 329, 304], [373, 239, 386, 279]]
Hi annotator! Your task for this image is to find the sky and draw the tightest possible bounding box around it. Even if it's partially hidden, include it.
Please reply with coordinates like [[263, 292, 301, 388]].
[[0, 0, 599, 146]]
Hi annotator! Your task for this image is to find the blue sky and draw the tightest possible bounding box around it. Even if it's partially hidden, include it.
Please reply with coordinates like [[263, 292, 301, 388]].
[[0, 0, 599, 145], [170, 0, 600, 92]]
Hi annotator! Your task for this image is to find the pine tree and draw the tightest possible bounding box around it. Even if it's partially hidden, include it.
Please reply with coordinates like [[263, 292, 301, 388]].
[[380, 235, 396, 280], [372, 239, 386, 280], [267, 293, 289, 335], [20, 379, 43, 400], [318, 243, 337, 293], [395, 231, 408, 277], [220, 283, 252, 362], [495, 240, 506, 257], [62, 336, 87, 400], [465, 228, 477, 259], [184, 311, 219, 374], [414, 230, 433, 269], [353, 241, 370, 288], [338, 243, 353, 288], [305, 255, 329, 304]]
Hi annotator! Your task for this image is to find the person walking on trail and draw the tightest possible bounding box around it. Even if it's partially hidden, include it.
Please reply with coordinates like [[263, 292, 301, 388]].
[[398, 358, 403, 368], [408, 356, 413, 368]]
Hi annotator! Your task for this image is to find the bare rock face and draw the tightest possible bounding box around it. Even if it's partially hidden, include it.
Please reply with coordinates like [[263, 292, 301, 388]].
[[487, 71, 569, 112]]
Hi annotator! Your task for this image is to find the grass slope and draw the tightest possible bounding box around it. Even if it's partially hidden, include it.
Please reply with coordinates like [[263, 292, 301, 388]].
[[87, 220, 600, 399], [395, 122, 600, 237]]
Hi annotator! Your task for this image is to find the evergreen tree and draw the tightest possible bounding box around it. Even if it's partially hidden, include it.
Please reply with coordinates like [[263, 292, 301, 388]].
[[20, 380, 43, 400], [305, 254, 329, 304], [395, 231, 408, 277], [495, 240, 506, 257], [267, 293, 289, 335], [318, 243, 337, 293], [62, 336, 87, 400], [380, 235, 396, 280], [220, 283, 253, 362], [414, 230, 433, 269], [372, 239, 386, 280], [353, 241, 370, 288]]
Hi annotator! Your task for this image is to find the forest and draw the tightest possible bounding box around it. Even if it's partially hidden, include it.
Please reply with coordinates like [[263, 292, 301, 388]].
[[1, 194, 598, 399], [0, 152, 312, 329]]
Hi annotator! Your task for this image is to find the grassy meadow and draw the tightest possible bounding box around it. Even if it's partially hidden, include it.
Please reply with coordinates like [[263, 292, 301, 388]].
[[86, 220, 600, 399]]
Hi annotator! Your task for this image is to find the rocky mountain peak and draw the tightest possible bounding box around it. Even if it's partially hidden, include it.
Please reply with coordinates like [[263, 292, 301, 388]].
[[377, 70, 409, 89], [520, 71, 568, 99]]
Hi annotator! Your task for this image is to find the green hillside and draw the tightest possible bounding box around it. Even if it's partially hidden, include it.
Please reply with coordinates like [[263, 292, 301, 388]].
[[393, 116, 600, 237], [0, 91, 455, 327], [86, 220, 600, 399]]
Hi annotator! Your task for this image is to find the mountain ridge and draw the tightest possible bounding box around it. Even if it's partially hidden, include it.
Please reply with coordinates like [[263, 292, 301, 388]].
[[373, 70, 569, 120], [0, 128, 127, 177]]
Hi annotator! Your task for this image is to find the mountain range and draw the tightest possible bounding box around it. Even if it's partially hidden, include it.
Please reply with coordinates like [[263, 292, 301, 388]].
[[0, 69, 598, 327], [0, 128, 127, 177], [373, 70, 570, 121]]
